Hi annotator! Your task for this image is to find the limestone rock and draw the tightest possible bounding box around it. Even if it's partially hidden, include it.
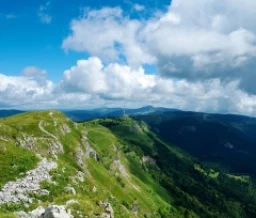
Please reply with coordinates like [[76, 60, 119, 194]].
[[66, 199, 79, 206], [92, 186, 97, 193], [0, 158, 57, 205], [42, 205, 73, 218], [17, 205, 74, 218], [30, 206, 46, 217], [64, 186, 76, 195], [100, 202, 114, 218]]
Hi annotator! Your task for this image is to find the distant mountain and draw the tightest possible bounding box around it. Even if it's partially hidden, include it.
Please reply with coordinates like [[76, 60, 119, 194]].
[[63, 106, 177, 121], [136, 110, 256, 175], [0, 109, 24, 118]]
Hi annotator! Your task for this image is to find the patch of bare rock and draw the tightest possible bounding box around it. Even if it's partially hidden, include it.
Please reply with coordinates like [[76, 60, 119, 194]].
[[0, 158, 57, 204]]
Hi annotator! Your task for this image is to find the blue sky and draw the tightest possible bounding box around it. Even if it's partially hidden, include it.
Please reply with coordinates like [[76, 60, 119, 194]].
[[1, 0, 256, 116], [0, 0, 170, 81]]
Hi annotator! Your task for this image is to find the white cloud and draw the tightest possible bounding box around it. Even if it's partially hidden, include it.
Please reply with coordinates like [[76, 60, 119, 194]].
[[38, 2, 52, 24], [134, 4, 145, 12], [59, 57, 256, 116], [143, 1, 256, 85], [22, 66, 47, 78], [62, 0, 256, 94], [1, 58, 256, 116], [62, 7, 154, 67], [2, 1, 256, 115], [21, 66, 48, 86], [60, 57, 155, 99], [0, 73, 54, 109]]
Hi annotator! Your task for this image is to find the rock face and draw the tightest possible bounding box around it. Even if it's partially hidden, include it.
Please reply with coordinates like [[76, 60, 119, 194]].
[[0, 158, 57, 204], [38, 121, 58, 140], [16, 205, 73, 218], [100, 202, 114, 218], [16, 134, 36, 151], [47, 140, 64, 155], [81, 132, 99, 161], [16, 206, 45, 218], [142, 156, 156, 165], [42, 205, 73, 218], [60, 124, 71, 134]]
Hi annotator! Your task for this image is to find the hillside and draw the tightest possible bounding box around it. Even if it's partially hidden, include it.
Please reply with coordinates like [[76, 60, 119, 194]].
[[0, 111, 181, 218], [135, 111, 256, 175], [99, 117, 256, 218], [1, 111, 256, 218]]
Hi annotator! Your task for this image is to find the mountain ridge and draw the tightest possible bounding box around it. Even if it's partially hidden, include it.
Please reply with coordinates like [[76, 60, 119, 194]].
[[1, 110, 256, 217], [0, 110, 180, 218]]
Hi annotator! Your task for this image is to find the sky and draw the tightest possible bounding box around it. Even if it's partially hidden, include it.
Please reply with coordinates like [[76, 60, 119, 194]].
[[1, 0, 256, 116]]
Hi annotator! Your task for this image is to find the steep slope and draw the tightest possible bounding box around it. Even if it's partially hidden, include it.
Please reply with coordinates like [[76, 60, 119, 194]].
[[99, 117, 256, 218], [0, 111, 181, 218], [136, 111, 256, 175], [2, 111, 256, 218]]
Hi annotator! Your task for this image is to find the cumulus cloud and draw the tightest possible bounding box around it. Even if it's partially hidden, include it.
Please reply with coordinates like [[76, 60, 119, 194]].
[[0, 73, 54, 109], [60, 57, 155, 99], [62, 7, 154, 67], [22, 66, 47, 78], [62, 0, 256, 94], [1, 58, 256, 115], [2, 1, 256, 115], [59, 57, 256, 115], [143, 0, 256, 93], [38, 2, 52, 24], [21, 66, 49, 86]]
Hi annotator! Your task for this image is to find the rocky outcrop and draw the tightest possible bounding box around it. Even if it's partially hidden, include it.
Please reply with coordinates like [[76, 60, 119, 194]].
[[38, 121, 58, 140], [0, 158, 57, 204], [83, 140, 99, 161], [60, 124, 71, 135], [76, 146, 86, 168], [42, 205, 73, 218], [16, 134, 36, 151], [111, 159, 141, 191], [47, 140, 64, 155], [64, 186, 76, 195], [100, 202, 114, 218], [76, 132, 100, 169], [111, 159, 129, 178], [16, 205, 73, 218], [70, 171, 85, 184], [142, 156, 156, 165]]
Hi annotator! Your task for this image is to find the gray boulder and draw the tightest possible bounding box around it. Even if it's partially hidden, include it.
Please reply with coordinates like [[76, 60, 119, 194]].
[[42, 205, 73, 218]]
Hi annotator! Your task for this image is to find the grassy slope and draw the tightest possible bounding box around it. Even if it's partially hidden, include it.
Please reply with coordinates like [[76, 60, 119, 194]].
[[0, 111, 182, 218], [3, 111, 256, 217], [98, 117, 256, 218]]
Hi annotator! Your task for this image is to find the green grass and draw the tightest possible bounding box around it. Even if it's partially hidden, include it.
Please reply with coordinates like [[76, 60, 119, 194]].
[[0, 111, 220, 218], [227, 174, 250, 182], [0, 141, 39, 188]]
